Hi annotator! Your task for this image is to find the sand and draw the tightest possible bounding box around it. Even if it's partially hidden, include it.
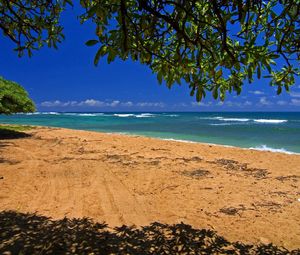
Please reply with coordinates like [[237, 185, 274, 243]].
[[0, 127, 299, 249]]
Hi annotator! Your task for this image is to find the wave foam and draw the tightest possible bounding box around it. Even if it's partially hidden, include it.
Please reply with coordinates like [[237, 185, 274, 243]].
[[253, 119, 287, 124], [162, 138, 197, 144], [210, 123, 235, 126], [135, 113, 156, 118], [221, 118, 250, 122], [203, 116, 287, 124], [249, 145, 296, 154], [164, 114, 179, 117], [113, 113, 156, 118], [201, 116, 223, 120], [113, 114, 135, 117], [202, 117, 249, 122], [78, 113, 104, 116], [26, 112, 60, 115]]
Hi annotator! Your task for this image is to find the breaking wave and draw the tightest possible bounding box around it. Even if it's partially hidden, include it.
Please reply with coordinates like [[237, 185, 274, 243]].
[[253, 119, 288, 124], [113, 114, 135, 117], [202, 116, 288, 124], [249, 145, 297, 154]]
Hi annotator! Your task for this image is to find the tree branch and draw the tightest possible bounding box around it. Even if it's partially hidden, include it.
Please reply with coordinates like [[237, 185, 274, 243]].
[[120, 0, 128, 52]]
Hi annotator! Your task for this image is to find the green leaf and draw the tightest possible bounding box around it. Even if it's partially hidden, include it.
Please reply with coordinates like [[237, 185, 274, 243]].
[[220, 90, 225, 101], [94, 46, 106, 66], [277, 86, 282, 95], [87, 5, 98, 18], [64, 0, 73, 7], [107, 49, 117, 63], [216, 69, 223, 78], [184, 75, 190, 83], [212, 87, 218, 99], [248, 67, 253, 80], [196, 89, 202, 102], [85, 40, 99, 46], [257, 66, 261, 79], [157, 71, 163, 85], [284, 84, 289, 91], [270, 54, 280, 59], [190, 88, 195, 97], [266, 64, 272, 73]]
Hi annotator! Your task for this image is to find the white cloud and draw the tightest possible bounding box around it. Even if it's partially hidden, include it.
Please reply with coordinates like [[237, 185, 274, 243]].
[[291, 99, 300, 106], [224, 101, 252, 107], [136, 102, 165, 107], [191, 101, 212, 107], [259, 97, 273, 106], [277, 99, 300, 107], [109, 100, 120, 107], [191, 102, 202, 106], [290, 92, 300, 98], [78, 99, 105, 107], [68, 101, 79, 106], [40, 100, 80, 107], [244, 101, 252, 106], [121, 101, 133, 107], [174, 103, 188, 107], [225, 101, 234, 107], [40, 100, 64, 107], [190, 100, 252, 108], [40, 99, 165, 108], [225, 101, 244, 107], [277, 100, 288, 106], [250, 90, 264, 95]]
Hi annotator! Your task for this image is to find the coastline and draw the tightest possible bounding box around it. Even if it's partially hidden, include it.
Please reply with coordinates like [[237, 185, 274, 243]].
[[1, 111, 299, 154], [2, 122, 299, 155], [1, 126, 300, 249]]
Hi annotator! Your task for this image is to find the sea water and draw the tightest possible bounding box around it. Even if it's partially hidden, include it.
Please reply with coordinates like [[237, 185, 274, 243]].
[[0, 112, 299, 154]]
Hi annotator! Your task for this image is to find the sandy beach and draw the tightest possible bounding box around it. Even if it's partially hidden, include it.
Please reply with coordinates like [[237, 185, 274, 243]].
[[0, 126, 299, 251]]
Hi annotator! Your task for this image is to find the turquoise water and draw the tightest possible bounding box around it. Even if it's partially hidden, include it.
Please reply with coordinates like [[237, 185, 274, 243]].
[[1, 112, 300, 154]]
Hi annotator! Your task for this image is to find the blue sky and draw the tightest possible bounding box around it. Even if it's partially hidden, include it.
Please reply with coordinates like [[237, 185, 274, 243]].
[[1, 5, 299, 112]]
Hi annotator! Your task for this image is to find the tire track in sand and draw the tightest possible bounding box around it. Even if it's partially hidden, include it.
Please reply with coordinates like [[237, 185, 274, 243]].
[[95, 163, 148, 226], [9, 145, 56, 213]]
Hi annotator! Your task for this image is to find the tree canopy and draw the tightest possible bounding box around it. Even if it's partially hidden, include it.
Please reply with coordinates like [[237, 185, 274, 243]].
[[0, 77, 35, 114], [0, 0, 299, 101]]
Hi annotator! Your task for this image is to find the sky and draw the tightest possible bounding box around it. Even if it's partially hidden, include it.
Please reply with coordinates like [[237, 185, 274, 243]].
[[1, 5, 299, 112]]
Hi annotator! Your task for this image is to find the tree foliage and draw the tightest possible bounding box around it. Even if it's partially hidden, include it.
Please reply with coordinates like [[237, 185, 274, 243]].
[[0, 0, 299, 101], [0, 0, 70, 57], [0, 77, 35, 114]]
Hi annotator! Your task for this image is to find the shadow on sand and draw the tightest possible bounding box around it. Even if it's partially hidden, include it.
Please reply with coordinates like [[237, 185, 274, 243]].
[[0, 128, 31, 140], [0, 128, 31, 164], [0, 211, 298, 254]]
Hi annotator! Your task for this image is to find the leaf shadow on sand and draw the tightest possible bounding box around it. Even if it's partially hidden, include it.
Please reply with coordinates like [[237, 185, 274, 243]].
[[0, 128, 31, 140], [0, 128, 31, 165], [0, 211, 299, 254]]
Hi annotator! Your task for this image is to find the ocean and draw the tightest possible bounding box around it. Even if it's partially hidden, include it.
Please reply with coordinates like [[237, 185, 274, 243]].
[[1, 112, 299, 154]]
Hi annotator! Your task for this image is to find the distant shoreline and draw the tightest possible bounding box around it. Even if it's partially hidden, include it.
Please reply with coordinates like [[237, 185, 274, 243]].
[[1, 111, 300, 153], [1, 121, 299, 155]]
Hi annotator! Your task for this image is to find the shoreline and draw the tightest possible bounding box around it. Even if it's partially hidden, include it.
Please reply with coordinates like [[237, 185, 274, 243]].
[[1, 111, 299, 155], [1, 126, 300, 249], [1, 123, 299, 155]]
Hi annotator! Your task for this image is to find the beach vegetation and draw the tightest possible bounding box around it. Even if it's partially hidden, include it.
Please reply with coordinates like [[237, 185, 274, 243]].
[[0, 77, 35, 114], [0, 124, 34, 139], [0, 124, 34, 132], [0, 0, 299, 101]]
